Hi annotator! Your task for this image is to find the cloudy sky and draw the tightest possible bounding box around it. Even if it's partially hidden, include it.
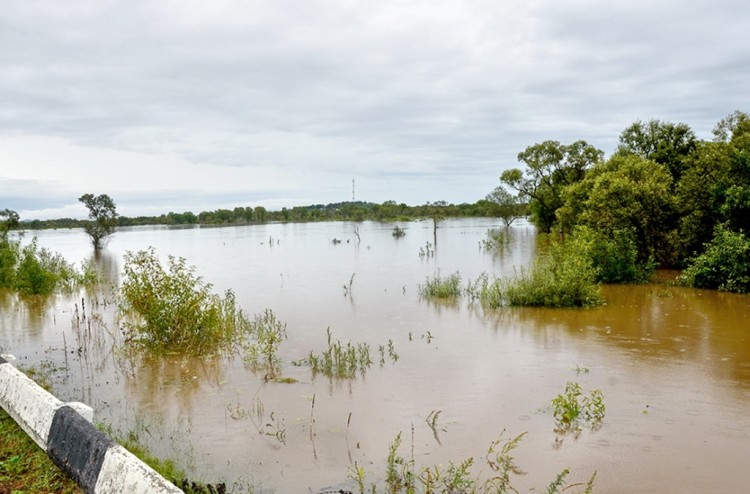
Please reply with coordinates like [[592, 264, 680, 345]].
[[1, 0, 747, 220]]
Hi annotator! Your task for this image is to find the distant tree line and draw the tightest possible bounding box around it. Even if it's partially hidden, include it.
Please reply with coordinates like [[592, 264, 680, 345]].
[[16, 199, 529, 230]]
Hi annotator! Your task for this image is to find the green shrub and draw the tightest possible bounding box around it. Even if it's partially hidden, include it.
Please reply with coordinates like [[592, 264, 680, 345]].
[[682, 225, 750, 293], [0, 235, 82, 295], [418, 270, 462, 298], [479, 239, 602, 308], [119, 247, 252, 354], [552, 382, 606, 432], [243, 309, 287, 375], [0, 235, 20, 288], [571, 226, 654, 283]]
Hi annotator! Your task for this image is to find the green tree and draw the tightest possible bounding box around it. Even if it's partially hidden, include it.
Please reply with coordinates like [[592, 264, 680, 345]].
[[616, 119, 697, 183], [674, 141, 732, 260], [561, 154, 676, 266], [501, 140, 603, 233], [712, 110, 750, 143], [78, 194, 118, 250], [0, 209, 20, 233], [254, 206, 267, 223], [485, 186, 523, 227], [682, 224, 750, 293]]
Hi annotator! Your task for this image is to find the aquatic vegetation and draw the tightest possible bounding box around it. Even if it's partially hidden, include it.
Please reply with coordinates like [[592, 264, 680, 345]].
[[307, 328, 374, 379], [392, 225, 406, 238], [418, 241, 434, 258], [242, 308, 288, 376], [473, 240, 602, 308], [343, 273, 356, 297], [119, 247, 253, 355], [681, 224, 750, 293], [551, 382, 606, 432], [349, 430, 596, 493], [480, 228, 511, 253], [419, 270, 462, 298], [0, 235, 90, 295]]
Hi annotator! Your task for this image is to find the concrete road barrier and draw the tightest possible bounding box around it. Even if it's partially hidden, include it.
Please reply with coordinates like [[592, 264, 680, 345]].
[[0, 355, 183, 493]]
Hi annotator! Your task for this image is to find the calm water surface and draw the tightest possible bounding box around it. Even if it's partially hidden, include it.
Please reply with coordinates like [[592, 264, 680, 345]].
[[1, 219, 749, 493]]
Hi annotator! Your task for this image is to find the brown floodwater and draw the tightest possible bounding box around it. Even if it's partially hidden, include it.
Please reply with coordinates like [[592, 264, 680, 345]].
[[1, 219, 749, 493]]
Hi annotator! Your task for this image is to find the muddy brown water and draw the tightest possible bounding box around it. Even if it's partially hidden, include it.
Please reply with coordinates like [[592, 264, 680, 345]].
[[1, 219, 749, 493]]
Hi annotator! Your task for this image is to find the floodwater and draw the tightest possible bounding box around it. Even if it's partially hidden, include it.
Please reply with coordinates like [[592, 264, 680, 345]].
[[1, 219, 749, 493]]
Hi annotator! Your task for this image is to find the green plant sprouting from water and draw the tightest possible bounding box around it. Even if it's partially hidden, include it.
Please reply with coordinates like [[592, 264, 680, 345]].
[[351, 429, 596, 494], [551, 382, 606, 432], [242, 308, 288, 376], [480, 228, 511, 253], [119, 247, 253, 355], [467, 236, 603, 308], [419, 270, 462, 298], [418, 242, 435, 258], [307, 328, 373, 379], [392, 225, 407, 238]]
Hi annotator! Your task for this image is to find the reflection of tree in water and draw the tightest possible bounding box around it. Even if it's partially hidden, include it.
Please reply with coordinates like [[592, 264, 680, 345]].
[[90, 249, 121, 286], [121, 352, 227, 416], [0, 289, 56, 341]]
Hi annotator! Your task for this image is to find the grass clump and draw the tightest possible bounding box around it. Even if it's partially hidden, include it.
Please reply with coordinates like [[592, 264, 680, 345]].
[[0, 407, 83, 493], [119, 247, 252, 355], [552, 382, 606, 432], [418, 270, 462, 298], [243, 308, 287, 376], [350, 429, 596, 493], [392, 225, 406, 238], [307, 328, 373, 379], [475, 238, 602, 308]]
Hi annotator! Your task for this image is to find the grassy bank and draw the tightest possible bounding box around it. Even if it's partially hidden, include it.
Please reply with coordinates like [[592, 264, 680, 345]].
[[0, 407, 82, 494]]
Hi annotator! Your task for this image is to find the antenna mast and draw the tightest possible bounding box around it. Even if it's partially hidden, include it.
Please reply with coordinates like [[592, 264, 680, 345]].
[[352, 179, 355, 202]]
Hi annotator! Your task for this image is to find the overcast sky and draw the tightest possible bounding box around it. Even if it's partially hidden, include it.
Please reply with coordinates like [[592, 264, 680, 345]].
[[1, 0, 748, 220]]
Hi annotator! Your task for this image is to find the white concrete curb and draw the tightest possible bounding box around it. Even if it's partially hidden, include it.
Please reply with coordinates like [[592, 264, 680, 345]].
[[0, 356, 183, 493]]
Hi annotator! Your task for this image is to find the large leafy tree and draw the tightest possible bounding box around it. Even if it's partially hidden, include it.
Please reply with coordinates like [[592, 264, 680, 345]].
[[561, 154, 677, 266], [78, 193, 118, 250], [501, 140, 603, 233], [616, 119, 697, 183]]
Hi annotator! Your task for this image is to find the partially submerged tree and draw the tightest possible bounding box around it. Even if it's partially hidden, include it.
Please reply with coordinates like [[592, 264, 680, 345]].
[[78, 193, 118, 250], [501, 140, 603, 233], [485, 186, 524, 228]]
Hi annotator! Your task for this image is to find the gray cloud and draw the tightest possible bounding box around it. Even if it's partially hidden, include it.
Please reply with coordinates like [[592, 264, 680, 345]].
[[1, 0, 747, 219]]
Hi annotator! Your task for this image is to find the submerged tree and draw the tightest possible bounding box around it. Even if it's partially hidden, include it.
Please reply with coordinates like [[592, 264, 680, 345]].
[[501, 140, 603, 233], [79, 193, 118, 250]]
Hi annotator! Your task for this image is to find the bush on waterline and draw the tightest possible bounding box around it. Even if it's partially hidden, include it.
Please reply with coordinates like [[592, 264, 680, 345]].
[[119, 247, 253, 354], [477, 236, 603, 308], [681, 224, 750, 293], [0, 234, 91, 295]]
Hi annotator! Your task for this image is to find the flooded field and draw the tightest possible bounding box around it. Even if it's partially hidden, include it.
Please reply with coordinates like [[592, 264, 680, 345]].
[[1, 219, 749, 493]]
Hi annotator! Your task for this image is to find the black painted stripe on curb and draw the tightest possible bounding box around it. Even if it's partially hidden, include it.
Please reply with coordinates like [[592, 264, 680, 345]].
[[47, 406, 115, 493]]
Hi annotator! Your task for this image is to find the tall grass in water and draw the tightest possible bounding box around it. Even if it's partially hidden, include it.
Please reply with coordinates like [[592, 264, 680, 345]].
[[307, 328, 373, 379], [350, 429, 596, 493], [418, 270, 462, 298], [475, 238, 602, 308], [119, 247, 253, 355], [243, 309, 287, 376]]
